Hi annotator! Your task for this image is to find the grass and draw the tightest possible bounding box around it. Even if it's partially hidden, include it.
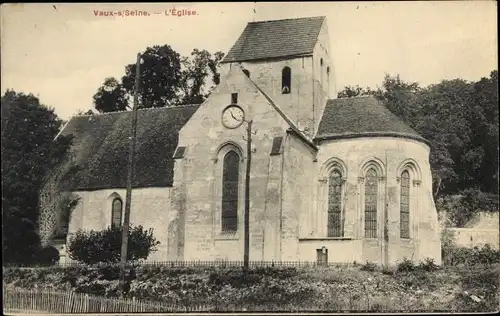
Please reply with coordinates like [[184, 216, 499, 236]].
[[3, 262, 499, 312]]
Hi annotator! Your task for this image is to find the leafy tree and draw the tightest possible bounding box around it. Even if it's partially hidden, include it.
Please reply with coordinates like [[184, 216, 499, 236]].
[[374, 74, 421, 123], [337, 85, 375, 98], [67, 225, 160, 264], [93, 45, 224, 111], [180, 49, 225, 104], [1, 90, 73, 264], [437, 188, 499, 227], [121, 45, 183, 108], [468, 70, 499, 194], [92, 77, 129, 113]]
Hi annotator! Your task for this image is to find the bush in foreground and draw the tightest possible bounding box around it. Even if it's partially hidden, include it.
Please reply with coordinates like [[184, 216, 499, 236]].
[[67, 225, 160, 264]]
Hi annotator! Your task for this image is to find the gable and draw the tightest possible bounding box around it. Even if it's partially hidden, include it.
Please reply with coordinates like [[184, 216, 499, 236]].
[[221, 16, 325, 63], [55, 105, 199, 191], [316, 96, 428, 144]]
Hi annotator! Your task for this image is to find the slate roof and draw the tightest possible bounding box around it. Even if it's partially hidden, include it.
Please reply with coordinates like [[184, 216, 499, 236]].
[[221, 16, 325, 63], [56, 105, 199, 191], [315, 96, 428, 144]]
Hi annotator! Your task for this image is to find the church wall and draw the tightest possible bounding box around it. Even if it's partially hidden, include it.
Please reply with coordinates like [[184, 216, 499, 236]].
[[67, 187, 173, 261], [313, 137, 441, 265], [220, 57, 316, 137], [172, 67, 292, 261], [312, 20, 334, 134], [298, 239, 363, 263], [280, 133, 317, 260]]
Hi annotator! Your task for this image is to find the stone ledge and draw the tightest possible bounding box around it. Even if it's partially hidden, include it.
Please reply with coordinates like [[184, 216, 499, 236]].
[[299, 237, 353, 241], [214, 233, 240, 241]]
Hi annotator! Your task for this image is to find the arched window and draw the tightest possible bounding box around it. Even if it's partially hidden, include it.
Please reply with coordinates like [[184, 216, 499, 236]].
[[327, 170, 343, 237], [281, 67, 291, 94], [320, 58, 324, 66], [364, 168, 378, 238], [242, 69, 250, 78], [222, 151, 239, 232], [400, 170, 410, 239], [326, 66, 330, 95], [111, 197, 123, 228]]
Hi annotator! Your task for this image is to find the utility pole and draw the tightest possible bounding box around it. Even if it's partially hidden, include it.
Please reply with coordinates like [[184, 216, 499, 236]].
[[119, 53, 141, 297], [244, 120, 253, 275]]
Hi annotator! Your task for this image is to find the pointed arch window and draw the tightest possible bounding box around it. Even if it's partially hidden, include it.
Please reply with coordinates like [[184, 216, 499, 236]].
[[222, 151, 239, 232], [281, 66, 291, 94], [111, 197, 123, 228], [327, 170, 343, 237], [400, 170, 410, 239], [364, 168, 378, 238]]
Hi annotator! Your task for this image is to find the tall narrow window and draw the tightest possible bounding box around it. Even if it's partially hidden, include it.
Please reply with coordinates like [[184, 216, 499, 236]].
[[320, 58, 324, 85], [326, 66, 330, 96], [231, 93, 238, 104], [327, 170, 343, 237], [111, 198, 123, 228], [281, 67, 291, 94], [222, 151, 239, 232], [400, 171, 410, 238], [364, 169, 378, 238]]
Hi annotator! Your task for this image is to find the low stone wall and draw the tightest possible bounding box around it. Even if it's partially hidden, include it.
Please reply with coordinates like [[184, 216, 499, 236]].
[[448, 228, 499, 250]]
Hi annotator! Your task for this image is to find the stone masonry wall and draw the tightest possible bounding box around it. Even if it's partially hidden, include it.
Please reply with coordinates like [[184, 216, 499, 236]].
[[67, 187, 172, 261], [308, 137, 441, 265], [280, 133, 317, 260], [170, 65, 293, 261]]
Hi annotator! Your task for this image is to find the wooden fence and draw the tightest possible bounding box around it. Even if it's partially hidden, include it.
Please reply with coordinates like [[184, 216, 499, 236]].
[[5, 260, 352, 269], [3, 288, 211, 313]]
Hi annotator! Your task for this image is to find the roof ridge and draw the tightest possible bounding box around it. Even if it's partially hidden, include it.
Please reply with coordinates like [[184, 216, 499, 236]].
[[74, 104, 201, 118], [332, 95, 375, 101], [249, 16, 325, 24]]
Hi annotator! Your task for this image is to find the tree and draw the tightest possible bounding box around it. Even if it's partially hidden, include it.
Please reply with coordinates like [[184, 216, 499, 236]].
[[1, 90, 73, 264], [468, 70, 499, 194], [93, 77, 129, 113], [121, 45, 184, 108], [337, 85, 375, 98], [180, 49, 225, 104], [67, 225, 160, 264], [93, 45, 225, 111]]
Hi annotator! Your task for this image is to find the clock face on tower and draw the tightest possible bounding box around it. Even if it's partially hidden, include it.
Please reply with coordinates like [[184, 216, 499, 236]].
[[221, 106, 245, 129]]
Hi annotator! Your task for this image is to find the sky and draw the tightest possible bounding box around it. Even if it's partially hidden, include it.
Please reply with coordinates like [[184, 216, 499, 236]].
[[1, 2, 497, 120]]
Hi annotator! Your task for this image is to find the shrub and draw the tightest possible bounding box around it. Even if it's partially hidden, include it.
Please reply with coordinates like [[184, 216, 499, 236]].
[[418, 258, 439, 272], [34, 246, 60, 266], [360, 261, 377, 272], [67, 225, 160, 264], [397, 257, 416, 272], [443, 244, 500, 266]]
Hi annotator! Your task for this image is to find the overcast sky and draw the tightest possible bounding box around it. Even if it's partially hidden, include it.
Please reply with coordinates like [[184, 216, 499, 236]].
[[1, 2, 497, 119]]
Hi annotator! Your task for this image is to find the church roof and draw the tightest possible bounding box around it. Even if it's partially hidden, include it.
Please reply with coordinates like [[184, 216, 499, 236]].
[[315, 96, 428, 144], [56, 105, 199, 191], [221, 16, 325, 63]]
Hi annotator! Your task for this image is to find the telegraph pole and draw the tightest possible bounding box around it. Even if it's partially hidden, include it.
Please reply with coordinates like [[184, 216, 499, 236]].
[[119, 53, 141, 297], [243, 120, 253, 274]]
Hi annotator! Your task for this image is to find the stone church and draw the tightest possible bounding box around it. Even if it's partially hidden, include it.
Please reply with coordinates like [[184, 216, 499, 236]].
[[41, 16, 441, 265]]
